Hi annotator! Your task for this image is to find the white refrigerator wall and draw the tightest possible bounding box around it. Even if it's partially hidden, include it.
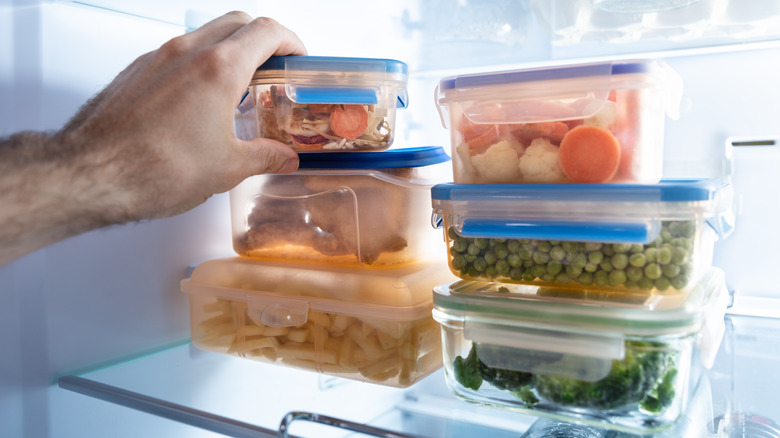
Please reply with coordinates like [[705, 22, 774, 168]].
[[1, 1, 779, 437]]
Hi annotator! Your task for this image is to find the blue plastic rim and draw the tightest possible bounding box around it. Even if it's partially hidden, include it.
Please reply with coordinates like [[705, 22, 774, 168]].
[[297, 146, 451, 169], [257, 55, 408, 75], [437, 60, 652, 91], [431, 179, 729, 203]]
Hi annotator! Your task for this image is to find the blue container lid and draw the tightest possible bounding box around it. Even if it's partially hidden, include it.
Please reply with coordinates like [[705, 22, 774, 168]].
[[437, 60, 651, 92], [431, 179, 730, 203], [257, 56, 408, 75], [298, 146, 450, 170]]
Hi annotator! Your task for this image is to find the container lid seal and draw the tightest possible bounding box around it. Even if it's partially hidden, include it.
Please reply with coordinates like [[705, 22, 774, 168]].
[[298, 146, 451, 169]]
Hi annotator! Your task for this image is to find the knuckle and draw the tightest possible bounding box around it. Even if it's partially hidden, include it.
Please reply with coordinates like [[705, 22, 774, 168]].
[[224, 10, 252, 23], [157, 35, 190, 60], [194, 45, 235, 80]]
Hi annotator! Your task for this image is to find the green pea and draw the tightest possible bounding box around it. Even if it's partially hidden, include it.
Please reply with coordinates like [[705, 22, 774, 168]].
[[588, 251, 604, 265], [507, 240, 521, 253], [531, 265, 547, 278], [464, 254, 476, 263], [599, 260, 614, 272], [467, 267, 481, 278], [484, 251, 498, 265], [447, 227, 460, 240], [494, 243, 509, 259], [475, 238, 490, 249], [536, 241, 552, 252], [671, 275, 688, 290], [584, 262, 599, 273], [493, 238, 507, 244], [565, 264, 583, 277], [547, 261, 563, 276], [467, 243, 481, 256], [452, 238, 468, 253], [655, 276, 671, 292], [658, 247, 672, 265], [578, 272, 594, 285], [662, 263, 680, 278], [550, 246, 566, 261], [611, 253, 629, 270], [507, 254, 523, 268], [495, 260, 510, 276], [584, 242, 603, 251], [452, 255, 466, 270], [473, 258, 488, 272], [555, 273, 571, 284], [510, 268, 524, 281], [533, 252, 550, 265], [661, 229, 672, 243], [645, 247, 658, 263], [542, 273, 556, 283], [602, 245, 615, 256], [672, 247, 689, 265], [630, 244, 644, 253], [562, 242, 580, 253], [644, 263, 662, 280], [523, 260, 535, 269], [609, 270, 627, 286], [638, 277, 654, 290], [518, 245, 534, 260], [626, 266, 643, 282], [572, 253, 588, 269], [612, 243, 631, 253], [522, 272, 536, 282], [624, 280, 638, 289], [629, 252, 647, 267], [449, 246, 461, 258], [485, 266, 498, 279]]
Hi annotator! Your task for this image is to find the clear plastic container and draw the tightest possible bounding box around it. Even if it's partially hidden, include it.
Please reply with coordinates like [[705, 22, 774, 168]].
[[434, 60, 682, 184], [431, 179, 734, 297], [231, 146, 451, 266], [432, 267, 729, 433], [235, 56, 409, 152], [181, 257, 456, 388]]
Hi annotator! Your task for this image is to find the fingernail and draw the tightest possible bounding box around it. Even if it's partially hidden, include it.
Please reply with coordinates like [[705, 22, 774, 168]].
[[278, 157, 299, 174]]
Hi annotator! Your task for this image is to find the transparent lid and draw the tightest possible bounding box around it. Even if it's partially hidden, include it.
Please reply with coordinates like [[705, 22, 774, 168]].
[[251, 56, 409, 108], [182, 258, 455, 324], [434, 59, 682, 127], [432, 178, 735, 244], [433, 267, 728, 364]]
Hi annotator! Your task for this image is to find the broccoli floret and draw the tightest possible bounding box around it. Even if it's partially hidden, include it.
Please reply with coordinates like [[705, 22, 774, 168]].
[[453, 345, 483, 390], [533, 341, 676, 410]]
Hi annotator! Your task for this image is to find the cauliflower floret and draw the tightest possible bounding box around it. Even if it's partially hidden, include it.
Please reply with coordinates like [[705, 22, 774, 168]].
[[583, 99, 617, 129], [519, 138, 566, 183], [470, 140, 523, 183]]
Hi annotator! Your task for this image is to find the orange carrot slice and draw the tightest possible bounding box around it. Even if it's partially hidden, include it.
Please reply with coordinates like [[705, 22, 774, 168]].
[[330, 104, 369, 139], [558, 125, 621, 183], [459, 118, 500, 154]]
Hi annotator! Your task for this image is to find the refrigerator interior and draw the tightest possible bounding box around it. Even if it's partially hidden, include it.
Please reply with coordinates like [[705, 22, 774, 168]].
[[1, 0, 780, 436]]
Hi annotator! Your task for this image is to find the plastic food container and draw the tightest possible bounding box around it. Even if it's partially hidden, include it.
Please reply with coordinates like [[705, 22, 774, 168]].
[[235, 56, 408, 152], [181, 257, 456, 387], [431, 179, 734, 297], [434, 60, 682, 184], [231, 146, 451, 266], [432, 267, 729, 433]]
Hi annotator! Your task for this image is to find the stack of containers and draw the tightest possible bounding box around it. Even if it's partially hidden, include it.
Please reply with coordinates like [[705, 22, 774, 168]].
[[181, 56, 456, 388], [430, 60, 735, 433]]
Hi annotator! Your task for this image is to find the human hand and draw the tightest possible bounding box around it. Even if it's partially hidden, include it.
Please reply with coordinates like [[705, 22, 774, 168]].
[[0, 12, 306, 265], [59, 12, 307, 221]]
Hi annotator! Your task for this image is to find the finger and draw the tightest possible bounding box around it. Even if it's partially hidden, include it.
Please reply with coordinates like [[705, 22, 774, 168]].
[[235, 137, 300, 177], [222, 17, 307, 74], [179, 11, 253, 47]]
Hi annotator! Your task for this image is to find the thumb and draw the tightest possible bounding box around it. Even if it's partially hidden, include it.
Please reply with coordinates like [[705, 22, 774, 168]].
[[237, 138, 299, 176]]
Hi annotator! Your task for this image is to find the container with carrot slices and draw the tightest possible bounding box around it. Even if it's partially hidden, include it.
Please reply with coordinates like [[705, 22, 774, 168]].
[[431, 179, 734, 297], [434, 60, 682, 184], [235, 56, 409, 152]]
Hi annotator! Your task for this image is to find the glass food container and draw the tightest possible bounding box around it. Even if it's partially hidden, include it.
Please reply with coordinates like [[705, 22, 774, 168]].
[[235, 56, 409, 152], [181, 257, 456, 388], [432, 267, 729, 433], [434, 60, 682, 184], [231, 146, 450, 267], [431, 178, 734, 297]]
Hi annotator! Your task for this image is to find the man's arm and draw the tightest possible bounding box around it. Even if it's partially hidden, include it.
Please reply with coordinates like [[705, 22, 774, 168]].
[[0, 13, 306, 266]]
